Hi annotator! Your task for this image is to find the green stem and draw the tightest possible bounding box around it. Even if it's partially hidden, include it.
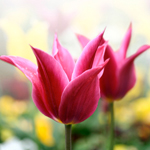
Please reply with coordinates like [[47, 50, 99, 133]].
[[108, 102, 114, 150], [65, 124, 72, 150]]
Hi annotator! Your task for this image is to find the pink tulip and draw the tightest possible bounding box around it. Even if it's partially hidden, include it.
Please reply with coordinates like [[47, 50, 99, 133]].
[[0, 33, 109, 124], [76, 24, 150, 101]]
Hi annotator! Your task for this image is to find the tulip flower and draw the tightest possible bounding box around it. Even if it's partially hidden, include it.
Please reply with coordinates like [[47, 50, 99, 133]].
[[76, 24, 150, 150], [76, 24, 150, 101], [0, 32, 108, 125], [0, 32, 109, 150]]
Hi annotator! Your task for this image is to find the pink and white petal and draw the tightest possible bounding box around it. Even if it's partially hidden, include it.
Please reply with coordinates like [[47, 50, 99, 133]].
[[0, 56, 52, 118], [115, 24, 132, 62], [76, 33, 90, 48], [52, 34, 75, 80], [31, 46, 69, 118], [72, 31, 105, 79], [100, 45, 119, 100], [0, 56, 37, 82], [59, 60, 109, 124]]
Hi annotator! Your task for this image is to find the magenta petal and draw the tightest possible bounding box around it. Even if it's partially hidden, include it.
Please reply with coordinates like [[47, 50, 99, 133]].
[[100, 45, 119, 100], [31, 46, 69, 118], [76, 33, 90, 48], [116, 63, 136, 99], [32, 80, 54, 118], [0, 56, 37, 82], [52, 34, 75, 80], [92, 43, 107, 68], [126, 45, 150, 63], [0, 56, 52, 118], [59, 60, 108, 124], [116, 45, 150, 99], [116, 24, 132, 61], [72, 31, 105, 79]]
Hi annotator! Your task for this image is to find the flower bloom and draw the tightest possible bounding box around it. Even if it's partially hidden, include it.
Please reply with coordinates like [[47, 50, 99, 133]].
[[76, 24, 150, 101], [0, 32, 109, 124]]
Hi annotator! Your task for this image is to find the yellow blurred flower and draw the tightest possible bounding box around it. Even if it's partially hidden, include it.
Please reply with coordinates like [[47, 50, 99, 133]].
[[0, 19, 49, 77], [131, 92, 150, 124], [35, 114, 55, 147], [114, 144, 137, 150], [0, 19, 48, 65], [0, 95, 28, 121], [1, 129, 13, 141], [114, 105, 134, 128]]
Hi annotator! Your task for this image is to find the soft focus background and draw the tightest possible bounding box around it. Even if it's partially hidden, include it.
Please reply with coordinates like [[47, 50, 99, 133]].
[[0, 0, 150, 150]]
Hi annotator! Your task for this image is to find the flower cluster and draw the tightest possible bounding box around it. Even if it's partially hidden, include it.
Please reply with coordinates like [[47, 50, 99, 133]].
[[0, 25, 149, 126]]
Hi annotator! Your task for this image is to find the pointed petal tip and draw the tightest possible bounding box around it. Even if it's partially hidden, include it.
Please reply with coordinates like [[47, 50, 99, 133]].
[[0, 55, 11, 61], [137, 45, 150, 53], [103, 58, 110, 66], [96, 58, 110, 69], [75, 33, 80, 36], [95, 27, 106, 39], [30, 45, 37, 54], [97, 27, 106, 39], [30, 45, 43, 58], [144, 44, 150, 48], [54, 33, 58, 40], [128, 23, 132, 32], [54, 33, 60, 45], [54, 32, 58, 36], [0, 55, 5, 61], [103, 26, 107, 33], [30, 45, 36, 51], [29, 44, 33, 48], [127, 44, 150, 63], [129, 22, 132, 29], [30, 45, 45, 54], [75, 33, 88, 39]]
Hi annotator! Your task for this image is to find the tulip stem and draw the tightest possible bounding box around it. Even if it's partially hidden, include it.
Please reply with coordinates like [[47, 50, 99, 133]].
[[65, 124, 72, 150], [108, 102, 114, 150]]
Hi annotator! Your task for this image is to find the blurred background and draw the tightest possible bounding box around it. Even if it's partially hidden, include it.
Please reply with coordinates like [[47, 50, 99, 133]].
[[0, 0, 150, 150]]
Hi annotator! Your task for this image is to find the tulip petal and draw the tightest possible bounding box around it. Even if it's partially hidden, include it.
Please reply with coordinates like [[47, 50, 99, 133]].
[[72, 31, 105, 79], [116, 24, 132, 61], [76, 33, 90, 48], [117, 63, 136, 100], [92, 43, 108, 78], [0, 56, 52, 118], [117, 45, 150, 99], [100, 45, 119, 100], [92, 43, 107, 68], [31, 46, 69, 118], [59, 60, 109, 124], [126, 45, 150, 63], [0, 56, 37, 82], [32, 80, 54, 118], [52, 34, 75, 80]]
